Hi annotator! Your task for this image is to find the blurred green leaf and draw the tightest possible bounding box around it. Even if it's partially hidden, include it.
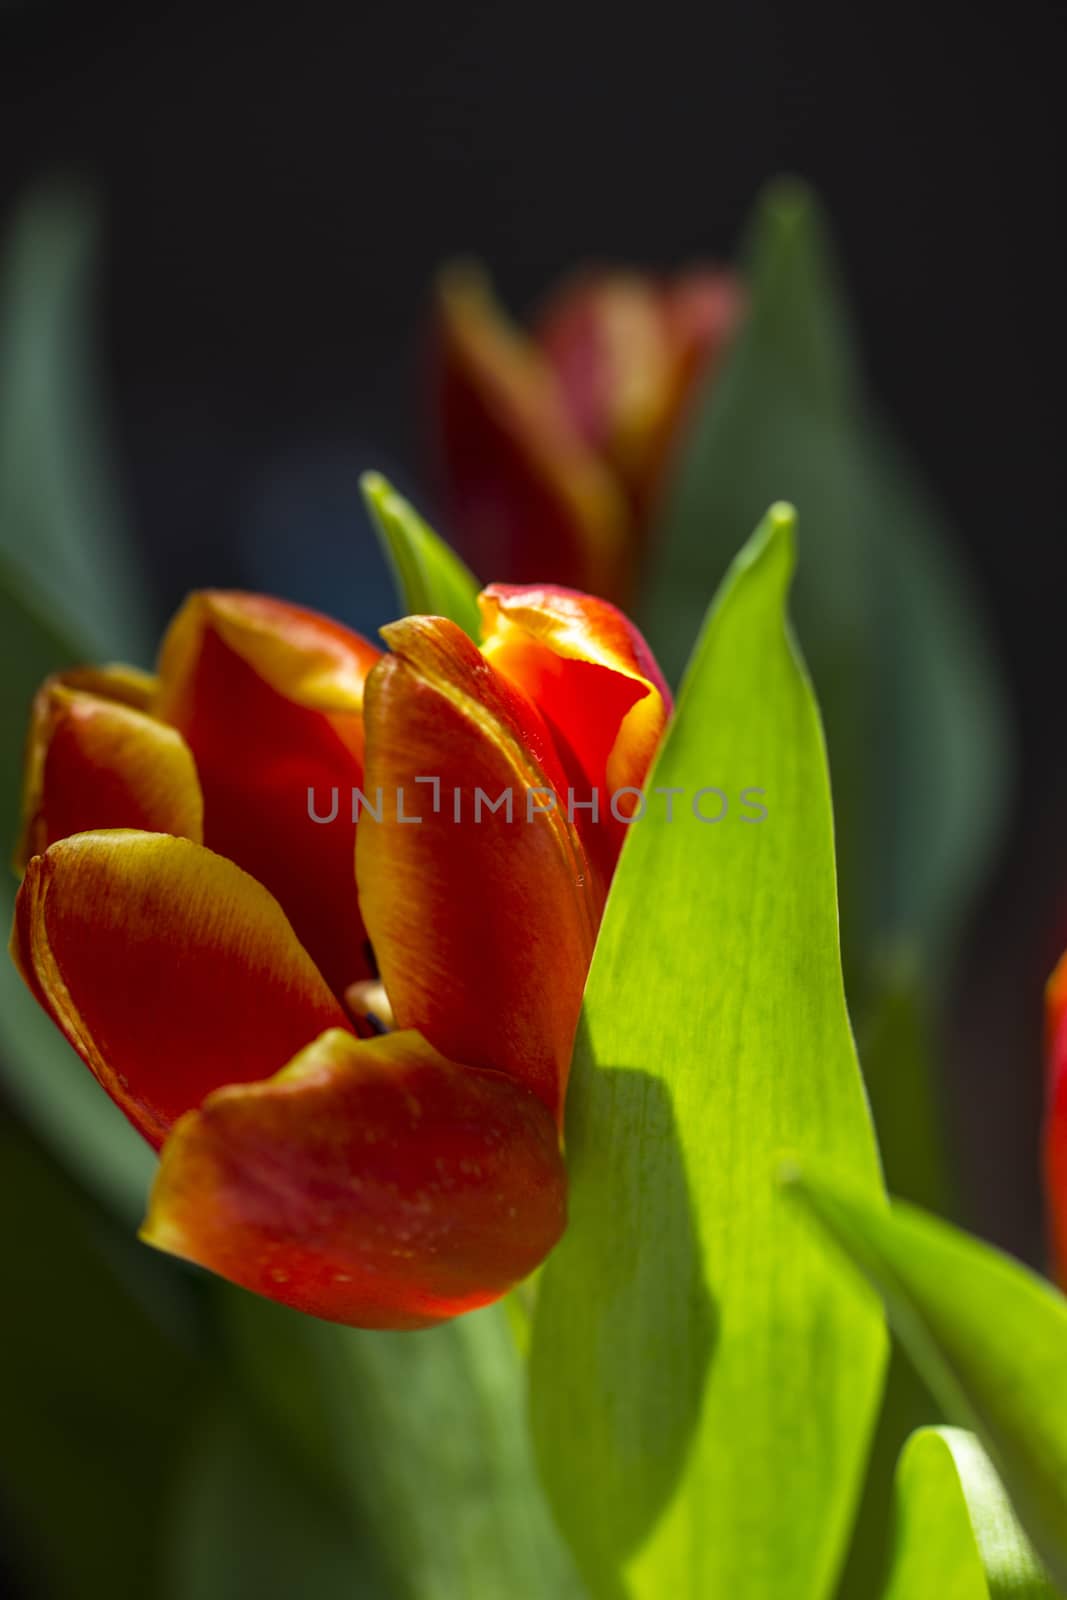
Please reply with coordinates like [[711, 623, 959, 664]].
[[225, 1292, 584, 1600], [881, 1428, 1056, 1599], [0, 1116, 199, 1600], [0, 180, 153, 664], [644, 179, 1009, 977], [530, 507, 887, 1598], [163, 1401, 377, 1600], [0, 897, 154, 1221], [0, 182, 155, 1218], [788, 1171, 1067, 1589], [361, 472, 482, 638]]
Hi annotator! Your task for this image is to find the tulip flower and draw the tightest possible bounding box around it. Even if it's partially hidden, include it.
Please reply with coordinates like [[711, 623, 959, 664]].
[[1046, 951, 1067, 1283], [11, 584, 669, 1329], [432, 262, 744, 606]]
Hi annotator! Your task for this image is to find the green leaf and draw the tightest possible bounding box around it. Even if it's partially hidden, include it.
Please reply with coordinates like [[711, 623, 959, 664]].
[[361, 472, 482, 638], [163, 1402, 377, 1600], [530, 506, 887, 1598], [224, 1292, 585, 1600], [858, 951, 954, 1216], [0, 1117, 199, 1600], [0, 180, 153, 665], [643, 179, 1009, 977], [833, 957, 955, 1597], [836, 1344, 942, 1600], [881, 1428, 1057, 1599], [787, 1172, 1067, 1589]]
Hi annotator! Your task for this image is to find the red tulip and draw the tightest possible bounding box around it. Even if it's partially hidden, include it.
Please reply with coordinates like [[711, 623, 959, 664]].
[[432, 263, 744, 606], [1046, 953, 1067, 1283], [11, 585, 669, 1328]]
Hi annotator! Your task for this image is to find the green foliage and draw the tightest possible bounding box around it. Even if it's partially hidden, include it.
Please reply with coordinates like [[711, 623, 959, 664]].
[[882, 1428, 1055, 1599], [0, 175, 1043, 1600], [530, 507, 887, 1598], [163, 1403, 373, 1600], [0, 181, 153, 666], [224, 1293, 584, 1600], [789, 1172, 1067, 1590], [0, 1119, 199, 1599], [645, 180, 1009, 981], [361, 472, 482, 638]]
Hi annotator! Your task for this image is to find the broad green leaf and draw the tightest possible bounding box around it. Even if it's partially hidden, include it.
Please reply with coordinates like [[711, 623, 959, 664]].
[[225, 1292, 585, 1600], [530, 506, 887, 1599], [643, 179, 1009, 980], [0, 1118, 199, 1600], [361, 471, 482, 638], [882, 1428, 1056, 1599], [0, 183, 154, 1220], [788, 1172, 1067, 1589]]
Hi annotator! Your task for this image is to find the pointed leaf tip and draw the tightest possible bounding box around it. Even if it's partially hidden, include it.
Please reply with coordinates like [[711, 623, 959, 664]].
[[360, 471, 482, 640]]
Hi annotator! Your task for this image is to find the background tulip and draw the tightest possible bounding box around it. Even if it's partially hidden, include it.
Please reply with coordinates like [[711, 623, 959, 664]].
[[1046, 954, 1067, 1283], [432, 263, 744, 607], [11, 580, 670, 1328]]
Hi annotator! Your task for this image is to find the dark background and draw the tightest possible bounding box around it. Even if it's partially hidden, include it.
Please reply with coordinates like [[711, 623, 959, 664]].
[[0, 0, 1063, 1247]]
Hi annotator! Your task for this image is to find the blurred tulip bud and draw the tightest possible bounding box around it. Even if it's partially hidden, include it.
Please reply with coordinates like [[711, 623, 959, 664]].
[[431, 261, 744, 607]]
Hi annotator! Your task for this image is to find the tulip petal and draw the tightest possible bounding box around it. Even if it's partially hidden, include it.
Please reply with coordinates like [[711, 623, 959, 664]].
[[357, 617, 598, 1121], [16, 678, 203, 870], [478, 584, 671, 877], [141, 1026, 567, 1330], [11, 831, 350, 1148], [536, 268, 744, 516], [433, 264, 634, 599], [1046, 954, 1067, 1283], [155, 592, 381, 997]]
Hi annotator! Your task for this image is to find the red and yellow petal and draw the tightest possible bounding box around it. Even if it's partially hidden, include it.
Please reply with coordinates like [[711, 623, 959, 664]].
[[16, 678, 203, 871], [478, 583, 671, 878], [357, 616, 598, 1122], [11, 831, 349, 1149], [155, 592, 382, 997], [536, 267, 745, 520], [141, 1027, 566, 1329], [53, 662, 160, 711], [1045, 953, 1067, 1283], [433, 263, 634, 600]]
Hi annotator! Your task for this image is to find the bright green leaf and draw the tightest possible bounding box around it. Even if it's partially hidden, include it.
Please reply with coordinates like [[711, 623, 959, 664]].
[[530, 506, 887, 1599], [881, 1428, 1056, 1599], [361, 471, 482, 638], [224, 1292, 584, 1600], [788, 1172, 1067, 1589]]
